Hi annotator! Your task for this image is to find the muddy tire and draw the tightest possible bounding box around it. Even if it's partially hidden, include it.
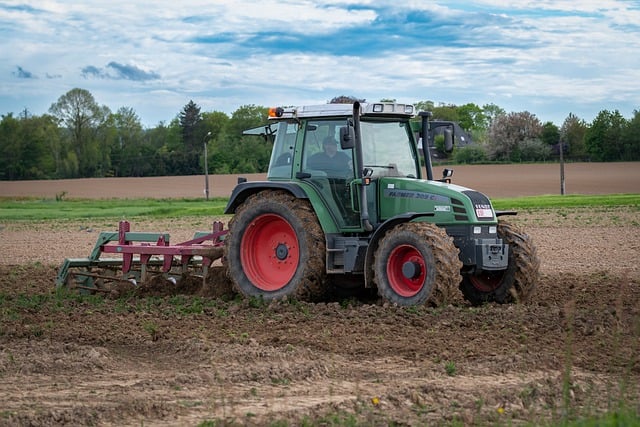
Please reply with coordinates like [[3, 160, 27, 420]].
[[373, 222, 462, 307], [459, 220, 539, 305], [224, 190, 326, 301]]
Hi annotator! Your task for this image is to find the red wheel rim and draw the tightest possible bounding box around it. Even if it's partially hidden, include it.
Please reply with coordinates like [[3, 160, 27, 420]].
[[386, 244, 426, 297], [240, 213, 299, 291], [469, 272, 504, 292]]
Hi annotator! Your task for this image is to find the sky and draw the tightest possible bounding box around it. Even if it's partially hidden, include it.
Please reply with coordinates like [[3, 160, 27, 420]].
[[1, 0, 639, 128]]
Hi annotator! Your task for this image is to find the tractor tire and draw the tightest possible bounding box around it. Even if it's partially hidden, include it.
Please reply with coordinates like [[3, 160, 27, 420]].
[[373, 222, 462, 307], [459, 220, 539, 305], [224, 190, 327, 302]]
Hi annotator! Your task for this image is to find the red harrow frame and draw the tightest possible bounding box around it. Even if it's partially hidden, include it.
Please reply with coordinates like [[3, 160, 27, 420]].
[[56, 220, 228, 293]]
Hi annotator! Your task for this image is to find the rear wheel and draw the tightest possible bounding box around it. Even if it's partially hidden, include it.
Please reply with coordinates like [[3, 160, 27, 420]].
[[225, 190, 326, 301], [373, 222, 462, 307], [459, 220, 539, 305]]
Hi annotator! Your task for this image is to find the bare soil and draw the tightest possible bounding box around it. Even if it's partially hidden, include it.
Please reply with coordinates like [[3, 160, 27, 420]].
[[0, 164, 639, 426], [1, 162, 639, 199]]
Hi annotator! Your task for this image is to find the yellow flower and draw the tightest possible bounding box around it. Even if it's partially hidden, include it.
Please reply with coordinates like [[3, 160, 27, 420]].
[[371, 397, 380, 406], [497, 407, 505, 414]]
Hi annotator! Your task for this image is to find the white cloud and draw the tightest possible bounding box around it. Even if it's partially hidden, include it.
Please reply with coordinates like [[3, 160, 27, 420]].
[[0, 0, 638, 127]]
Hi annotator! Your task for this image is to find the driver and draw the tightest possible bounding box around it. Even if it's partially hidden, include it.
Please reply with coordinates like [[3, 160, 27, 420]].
[[307, 136, 352, 176]]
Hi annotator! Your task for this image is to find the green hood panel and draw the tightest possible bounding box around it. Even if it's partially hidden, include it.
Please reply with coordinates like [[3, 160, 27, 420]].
[[377, 178, 497, 225]]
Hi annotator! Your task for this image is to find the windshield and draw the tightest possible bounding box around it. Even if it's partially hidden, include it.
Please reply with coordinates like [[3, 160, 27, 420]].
[[360, 120, 419, 178]]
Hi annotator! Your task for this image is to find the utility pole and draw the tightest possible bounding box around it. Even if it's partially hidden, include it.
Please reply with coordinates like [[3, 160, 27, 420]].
[[203, 131, 212, 200], [559, 139, 565, 195]]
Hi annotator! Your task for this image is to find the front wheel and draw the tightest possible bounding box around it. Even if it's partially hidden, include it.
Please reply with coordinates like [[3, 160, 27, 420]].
[[373, 222, 462, 307], [225, 191, 326, 301], [459, 220, 539, 305]]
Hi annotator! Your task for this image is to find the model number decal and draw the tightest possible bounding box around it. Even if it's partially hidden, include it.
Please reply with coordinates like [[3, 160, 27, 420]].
[[383, 189, 450, 203]]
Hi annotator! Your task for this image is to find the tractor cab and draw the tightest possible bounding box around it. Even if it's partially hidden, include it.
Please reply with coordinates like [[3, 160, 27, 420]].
[[264, 102, 422, 231]]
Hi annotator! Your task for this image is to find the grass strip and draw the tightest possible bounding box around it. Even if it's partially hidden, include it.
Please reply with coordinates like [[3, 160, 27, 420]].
[[0, 194, 638, 221]]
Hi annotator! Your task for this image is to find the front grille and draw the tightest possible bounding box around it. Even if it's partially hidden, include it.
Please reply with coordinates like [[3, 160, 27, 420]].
[[462, 190, 494, 222]]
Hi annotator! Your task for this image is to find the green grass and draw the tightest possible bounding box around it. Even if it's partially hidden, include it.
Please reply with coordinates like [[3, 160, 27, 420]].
[[492, 193, 639, 210], [0, 197, 229, 220], [1, 194, 638, 221]]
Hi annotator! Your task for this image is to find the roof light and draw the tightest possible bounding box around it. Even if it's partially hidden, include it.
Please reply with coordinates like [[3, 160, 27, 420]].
[[268, 107, 284, 118]]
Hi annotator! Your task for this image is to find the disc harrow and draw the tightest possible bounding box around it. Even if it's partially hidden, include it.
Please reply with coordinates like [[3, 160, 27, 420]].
[[56, 220, 228, 293]]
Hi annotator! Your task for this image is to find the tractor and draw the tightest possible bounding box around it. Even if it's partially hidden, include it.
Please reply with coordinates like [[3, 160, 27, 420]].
[[56, 101, 539, 307], [223, 102, 539, 306]]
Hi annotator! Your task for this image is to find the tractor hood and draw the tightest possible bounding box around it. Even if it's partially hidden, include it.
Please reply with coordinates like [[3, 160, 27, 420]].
[[376, 177, 497, 225]]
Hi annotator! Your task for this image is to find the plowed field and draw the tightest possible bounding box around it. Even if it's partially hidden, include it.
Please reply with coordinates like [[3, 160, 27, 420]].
[[1, 163, 639, 426]]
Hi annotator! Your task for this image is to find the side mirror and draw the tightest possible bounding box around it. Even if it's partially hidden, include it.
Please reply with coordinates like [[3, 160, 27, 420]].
[[340, 125, 355, 149], [439, 168, 453, 183], [444, 128, 454, 152]]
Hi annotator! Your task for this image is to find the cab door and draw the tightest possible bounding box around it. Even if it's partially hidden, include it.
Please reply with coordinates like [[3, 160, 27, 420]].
[[301, 119, 360, 229]]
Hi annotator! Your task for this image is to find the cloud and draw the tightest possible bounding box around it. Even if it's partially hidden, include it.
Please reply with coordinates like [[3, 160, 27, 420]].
[[81, 63, 160, 81], [81, 65, 104, 79], [106, 62, 160, 81], [13, 66, 36, 79], [1, 1, 639, 127]]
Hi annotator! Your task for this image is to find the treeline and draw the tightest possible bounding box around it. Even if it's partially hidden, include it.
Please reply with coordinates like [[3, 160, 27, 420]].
[[0, 89, 638, 180], [414, 101, 640, 164]]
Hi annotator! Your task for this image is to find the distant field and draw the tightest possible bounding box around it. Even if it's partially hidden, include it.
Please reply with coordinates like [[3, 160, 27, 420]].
[[0, 162, 638, 200]]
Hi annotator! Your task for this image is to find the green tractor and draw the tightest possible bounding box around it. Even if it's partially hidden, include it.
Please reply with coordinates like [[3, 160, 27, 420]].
[[224, 102, 539, 306]]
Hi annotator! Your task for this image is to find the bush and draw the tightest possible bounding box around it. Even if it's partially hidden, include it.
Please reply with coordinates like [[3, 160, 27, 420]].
[[453, 145, 488, 164], [511, 138, 553, 162]]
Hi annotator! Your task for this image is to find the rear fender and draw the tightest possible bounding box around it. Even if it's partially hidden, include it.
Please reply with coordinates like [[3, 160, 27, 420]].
[[224, 182, 308, 214], [224, 181, 342, 234], [363, 212, 435, 287]]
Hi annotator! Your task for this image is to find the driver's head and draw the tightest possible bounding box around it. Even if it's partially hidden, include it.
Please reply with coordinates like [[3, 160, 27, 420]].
[[323, 136, 338, 156]]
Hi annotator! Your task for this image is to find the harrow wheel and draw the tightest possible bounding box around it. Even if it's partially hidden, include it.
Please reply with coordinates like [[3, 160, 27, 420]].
[[225, 190, 326, 301], [373, 222, 461, 307], [459, 220, 540, 305]]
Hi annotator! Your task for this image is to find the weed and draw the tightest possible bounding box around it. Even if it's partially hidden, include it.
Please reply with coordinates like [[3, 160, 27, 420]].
[[248, 296, 266, 308], [445, 361, 457, 376], [142, 321, 160, 341], [179, 400, 203, 408]]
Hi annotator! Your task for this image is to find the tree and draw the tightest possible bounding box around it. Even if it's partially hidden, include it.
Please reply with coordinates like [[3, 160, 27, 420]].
[[487, 111, 543, 161], [621, 110, 640, 161], [179, 100, 202, 153], [541, 122, 560, 146], [201, 111, 230, 174], [110, 107, 146, 176], [329, 95, 365, 104], [49, 88, 111, 177], [457, 103, 488, 131], [212, 105, 270, 173], [560, 113, 587, 159], [0, 113, 21, 179], [431, 103, 459, 122], [0, 113, 61, 180], [481, 103, 506, 127], [19, 114, 59, 179], [585, 110, 626, 161]]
